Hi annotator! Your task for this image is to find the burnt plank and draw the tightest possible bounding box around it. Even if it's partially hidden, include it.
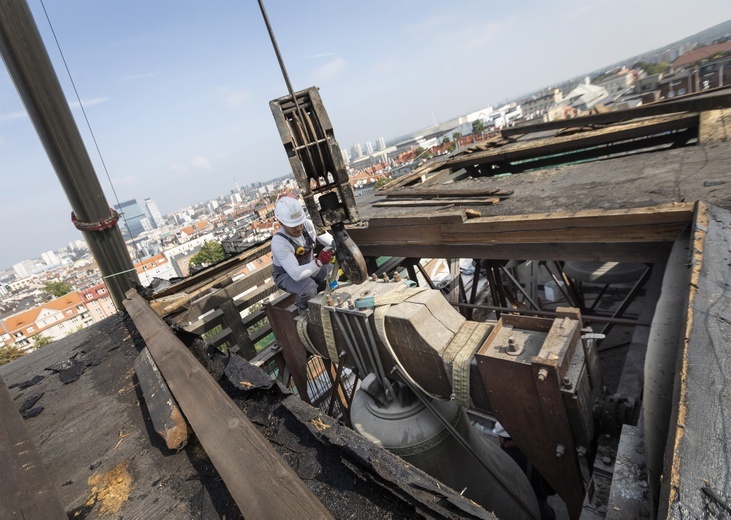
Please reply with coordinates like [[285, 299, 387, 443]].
[[134, 347, 189, 450], [0, 377, 66, 519], [123, 290, 333, 519]]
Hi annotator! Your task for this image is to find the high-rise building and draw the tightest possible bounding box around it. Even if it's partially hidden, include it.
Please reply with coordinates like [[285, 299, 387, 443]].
[[377, 137, 386, 151], [352, 143, 363, 159], [13, 260, 34, 279], [115, 199, 147, 239], [340, 148, 351, 164], [144, 198, 166, 228], [41, 251, 60, 266], [365, 141, 374, 155]]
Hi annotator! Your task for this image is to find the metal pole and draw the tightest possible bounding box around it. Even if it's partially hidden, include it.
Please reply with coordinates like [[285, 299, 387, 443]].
[[0, 0, 139, 309]]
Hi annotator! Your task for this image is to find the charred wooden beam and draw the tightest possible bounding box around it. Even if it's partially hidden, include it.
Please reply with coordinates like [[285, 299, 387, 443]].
[[123, 290, 332, 519], [133, 348, 189, 450]]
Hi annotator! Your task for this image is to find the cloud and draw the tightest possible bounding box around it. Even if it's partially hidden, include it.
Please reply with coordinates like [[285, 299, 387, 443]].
[[68, 97, 108, 109], [311, 57, 346, 83], [169, 155, 213, 175], [217, 87, 251, 108], [0, 110, 28, 122], [306, 52, 340, 59], [191, 155, 213, 172]]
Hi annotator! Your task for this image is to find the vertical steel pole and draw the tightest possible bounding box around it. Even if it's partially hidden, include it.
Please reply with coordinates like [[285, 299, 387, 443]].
[[0, 0, 138, 308]]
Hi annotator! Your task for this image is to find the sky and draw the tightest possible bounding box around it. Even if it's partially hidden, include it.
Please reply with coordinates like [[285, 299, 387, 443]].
[[1, 0, 730, 270]]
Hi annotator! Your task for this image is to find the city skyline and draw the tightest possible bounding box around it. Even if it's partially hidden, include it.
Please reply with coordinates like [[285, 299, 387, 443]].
[[1, 0, 730, 269]]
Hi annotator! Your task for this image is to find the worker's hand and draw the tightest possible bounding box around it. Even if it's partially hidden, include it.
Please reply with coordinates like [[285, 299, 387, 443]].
[[315, 247, 334, 267]]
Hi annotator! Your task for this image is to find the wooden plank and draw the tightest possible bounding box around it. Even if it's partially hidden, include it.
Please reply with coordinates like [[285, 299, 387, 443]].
[[373, 198, 500, 207], [350, 204, 693, 258], [184, 308, 224, 335], [699, 108, 731, 144], [350, 240, 674, 263], [123, 291, 332, 519], [0, 377, 67, 520], [193, 266, 272, 315], [384, 188, 504, 198], [265, 302, 312, 404], [220, 300, 257, 359], [134, 348, 189, 450], [357, 211, 465, 228], [502, 88, 731, 137], [439, 114, 698, 173], [233, 280, 278, 311], [151, 240, 272, 299]]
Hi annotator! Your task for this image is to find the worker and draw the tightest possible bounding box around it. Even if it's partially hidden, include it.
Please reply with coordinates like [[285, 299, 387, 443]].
[[272, 196, 335, 312], [493, 422, 556, 520]]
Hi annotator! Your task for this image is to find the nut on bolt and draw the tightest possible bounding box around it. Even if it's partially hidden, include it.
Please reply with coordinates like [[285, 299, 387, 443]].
[[555, 444, 565, 458], [507, 336, 517, 353], [537, 368, 549, 382]]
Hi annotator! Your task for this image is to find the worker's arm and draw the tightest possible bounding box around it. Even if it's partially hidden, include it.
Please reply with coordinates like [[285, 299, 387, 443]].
[[271, 234, 320, 281], [304, 220, 334, 248]]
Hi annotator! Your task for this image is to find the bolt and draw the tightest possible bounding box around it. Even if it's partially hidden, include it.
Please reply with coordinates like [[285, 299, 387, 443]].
[[336, 296, 345, 307], [393, 272, 402, 282], [602, 456, 612, 465], [507, 336, 517, 353], [577, 446, 587, 458], [347, 298, 355, 310], [537, 368, 548, 382], [556, 444, 565, 458], [382, 273, 390, 282], [371, 274, 378, 282], [326, 295, 335, 306], [562, 376, 572, 389]]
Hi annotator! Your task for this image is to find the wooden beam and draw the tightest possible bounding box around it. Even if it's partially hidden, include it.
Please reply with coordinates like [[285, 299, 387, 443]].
[[441, 114, 698, 173], [352, 241, 674, 263], [350, 203, 693, 262], [123, 291, 333, 519], [151, 240, 272, 299], [0, 377, 67, 520], [133, 348, 189, 450], [168, 267, 273, 323], [265, 303, 312, 404], [384, 188, 504, 198], [502, 88, 731, 137], [373, 198, 500, 207], [698, 108, 731, 144]]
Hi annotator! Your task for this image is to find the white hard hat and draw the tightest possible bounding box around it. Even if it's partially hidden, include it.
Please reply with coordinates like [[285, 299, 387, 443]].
[[493, 421, 511, 438], [275, 197, 307, 227]]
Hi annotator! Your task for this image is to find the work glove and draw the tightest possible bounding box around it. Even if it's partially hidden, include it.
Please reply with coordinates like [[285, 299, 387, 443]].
[[315, 247, 334, 267]]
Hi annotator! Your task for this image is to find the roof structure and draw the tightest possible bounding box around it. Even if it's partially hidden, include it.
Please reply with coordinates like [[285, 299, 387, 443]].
[[673, 41, 731, 68], [4, 292, 84, 334]]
